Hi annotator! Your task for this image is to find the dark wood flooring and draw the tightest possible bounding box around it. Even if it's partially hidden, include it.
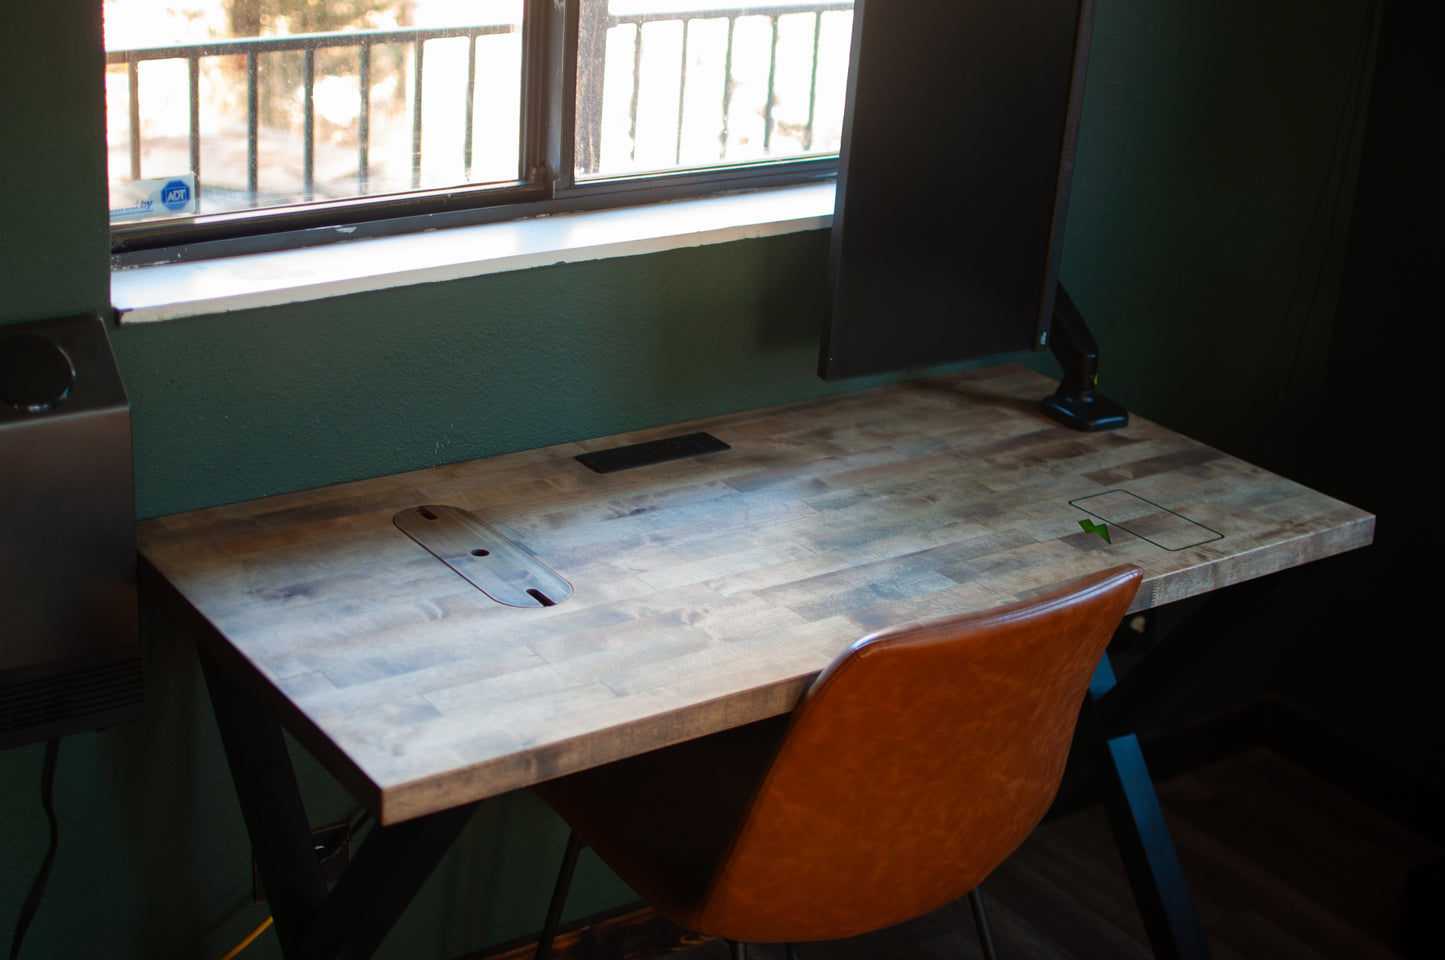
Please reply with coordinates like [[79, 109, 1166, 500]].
[[655, 748, 1440, 960]]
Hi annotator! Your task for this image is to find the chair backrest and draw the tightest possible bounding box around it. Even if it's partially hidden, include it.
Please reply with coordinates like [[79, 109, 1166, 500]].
[[695, 564, 1143, 943]]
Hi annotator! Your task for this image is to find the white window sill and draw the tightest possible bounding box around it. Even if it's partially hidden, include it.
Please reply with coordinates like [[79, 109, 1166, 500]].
[[110, 182, 836, 324]]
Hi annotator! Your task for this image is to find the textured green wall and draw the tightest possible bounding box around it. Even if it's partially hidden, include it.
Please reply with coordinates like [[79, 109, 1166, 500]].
[[2, 0, 1384, 957], [1059, 0, 1380, 474], [111, 233, 890, 519], [0, 0, 109, 320]]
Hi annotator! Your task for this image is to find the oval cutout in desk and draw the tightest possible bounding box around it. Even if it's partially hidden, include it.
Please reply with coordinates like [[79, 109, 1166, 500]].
[[394, 504, 573, 607]]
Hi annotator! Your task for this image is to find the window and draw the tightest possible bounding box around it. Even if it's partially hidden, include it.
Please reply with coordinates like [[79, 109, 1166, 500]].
[[104, 0, 852, 260]]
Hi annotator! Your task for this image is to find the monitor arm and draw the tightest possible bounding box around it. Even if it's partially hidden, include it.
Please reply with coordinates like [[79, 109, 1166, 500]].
[[1040, 284, 1129, 431]]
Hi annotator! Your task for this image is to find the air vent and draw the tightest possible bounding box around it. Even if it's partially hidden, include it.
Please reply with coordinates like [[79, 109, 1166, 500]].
[[1, 658, 143, 748]]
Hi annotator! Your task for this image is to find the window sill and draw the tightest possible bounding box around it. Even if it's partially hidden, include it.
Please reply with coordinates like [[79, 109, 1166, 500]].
[[110, 182, 836, 324]]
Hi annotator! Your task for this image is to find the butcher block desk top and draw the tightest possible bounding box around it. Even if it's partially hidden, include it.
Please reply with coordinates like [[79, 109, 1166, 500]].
[[138, 365, 1374, 825]]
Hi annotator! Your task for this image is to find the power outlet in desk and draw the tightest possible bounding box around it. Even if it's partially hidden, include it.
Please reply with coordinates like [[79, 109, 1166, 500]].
[[252, 822, 351, 903]]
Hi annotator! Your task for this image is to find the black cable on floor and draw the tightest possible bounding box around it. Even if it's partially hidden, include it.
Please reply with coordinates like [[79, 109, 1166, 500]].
[[9, 739, 60, 960]]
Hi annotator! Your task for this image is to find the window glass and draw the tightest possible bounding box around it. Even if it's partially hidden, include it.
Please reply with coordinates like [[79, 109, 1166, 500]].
[[102, 0, 851, 239], [575, 0, 852, 179], [103, 0, 524, 223]]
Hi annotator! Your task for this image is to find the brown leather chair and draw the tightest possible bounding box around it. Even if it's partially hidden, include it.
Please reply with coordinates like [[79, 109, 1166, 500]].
[[532, 564, 1143, 959]]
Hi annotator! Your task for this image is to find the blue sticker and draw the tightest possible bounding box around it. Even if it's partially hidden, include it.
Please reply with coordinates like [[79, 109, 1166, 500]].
[[160, 179, 191, 211]]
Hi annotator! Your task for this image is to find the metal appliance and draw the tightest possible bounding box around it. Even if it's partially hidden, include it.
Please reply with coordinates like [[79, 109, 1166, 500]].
[[1, 314, 140, 748]]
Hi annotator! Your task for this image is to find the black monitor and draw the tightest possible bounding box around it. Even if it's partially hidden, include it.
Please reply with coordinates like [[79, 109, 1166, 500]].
[[819, 0, 1097, 380]]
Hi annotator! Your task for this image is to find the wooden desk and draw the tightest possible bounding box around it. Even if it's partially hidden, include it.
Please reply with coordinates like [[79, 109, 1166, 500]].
[[139, 364, 1373, 959]]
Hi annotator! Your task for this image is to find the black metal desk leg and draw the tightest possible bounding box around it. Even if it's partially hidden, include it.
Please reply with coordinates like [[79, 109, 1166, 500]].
[[200, 646, 479, 960], [296, 801, 478, 960], [1085, 655, 1212, 960], [200, 647, 330, 956]]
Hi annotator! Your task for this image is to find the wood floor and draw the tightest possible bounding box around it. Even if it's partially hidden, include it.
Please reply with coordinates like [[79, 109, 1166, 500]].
[[654, 747, 1439, 960]]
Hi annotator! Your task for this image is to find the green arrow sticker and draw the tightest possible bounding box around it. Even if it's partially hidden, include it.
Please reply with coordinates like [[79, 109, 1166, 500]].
[[1079, 519, 1112, 543]]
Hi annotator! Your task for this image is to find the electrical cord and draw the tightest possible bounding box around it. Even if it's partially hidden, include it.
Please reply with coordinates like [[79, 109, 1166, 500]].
[[216, 916, 273, 960], [215, 806, 370, 960], [8, 739, 60, 960]]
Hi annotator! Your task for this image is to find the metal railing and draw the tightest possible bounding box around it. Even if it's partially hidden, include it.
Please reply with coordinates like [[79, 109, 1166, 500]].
[[107, 24, 518, 209], [105, 2, 851, 217], [576, 1, 853, 174]]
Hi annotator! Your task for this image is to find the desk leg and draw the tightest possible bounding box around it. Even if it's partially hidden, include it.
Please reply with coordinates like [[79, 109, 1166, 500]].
[[296, 802, 478, 959], [201, 649, 331, 955], [1084, 655, 1212, 960], [201, 648, 477, 960]]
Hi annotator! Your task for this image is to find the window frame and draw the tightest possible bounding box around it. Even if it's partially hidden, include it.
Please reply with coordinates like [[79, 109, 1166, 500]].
[[108, 0, 844, 268]]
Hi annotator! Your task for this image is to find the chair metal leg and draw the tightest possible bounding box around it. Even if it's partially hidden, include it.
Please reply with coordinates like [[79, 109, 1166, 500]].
[[785, 943, 803, 960], [536, 830, 584, 960], [968, 887, 999, 960], [726, 940, 748, 960]]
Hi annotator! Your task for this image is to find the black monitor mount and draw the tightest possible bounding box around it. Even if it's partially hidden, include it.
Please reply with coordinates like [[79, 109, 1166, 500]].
[[1041, 284, 1129, 431]]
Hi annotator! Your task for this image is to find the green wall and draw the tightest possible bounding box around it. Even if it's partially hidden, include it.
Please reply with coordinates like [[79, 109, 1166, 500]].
[[3, 0, 1395, 957], [113, 235, 873, 519]]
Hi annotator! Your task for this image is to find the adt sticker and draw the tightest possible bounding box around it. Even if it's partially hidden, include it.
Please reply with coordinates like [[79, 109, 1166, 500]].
[[109, 173, 197, 221], [160, 178, 191, 211]]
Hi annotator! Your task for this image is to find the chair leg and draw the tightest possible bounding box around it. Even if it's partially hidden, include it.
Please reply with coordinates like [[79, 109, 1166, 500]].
[[785, 944, 803, 960], [968, 887, 999, 960], [536, 830, 584, 960], [725, 940, 748, 960]]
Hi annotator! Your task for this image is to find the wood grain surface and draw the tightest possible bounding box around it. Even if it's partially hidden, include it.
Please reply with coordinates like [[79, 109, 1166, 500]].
[[137, 365, 1374, 824]]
